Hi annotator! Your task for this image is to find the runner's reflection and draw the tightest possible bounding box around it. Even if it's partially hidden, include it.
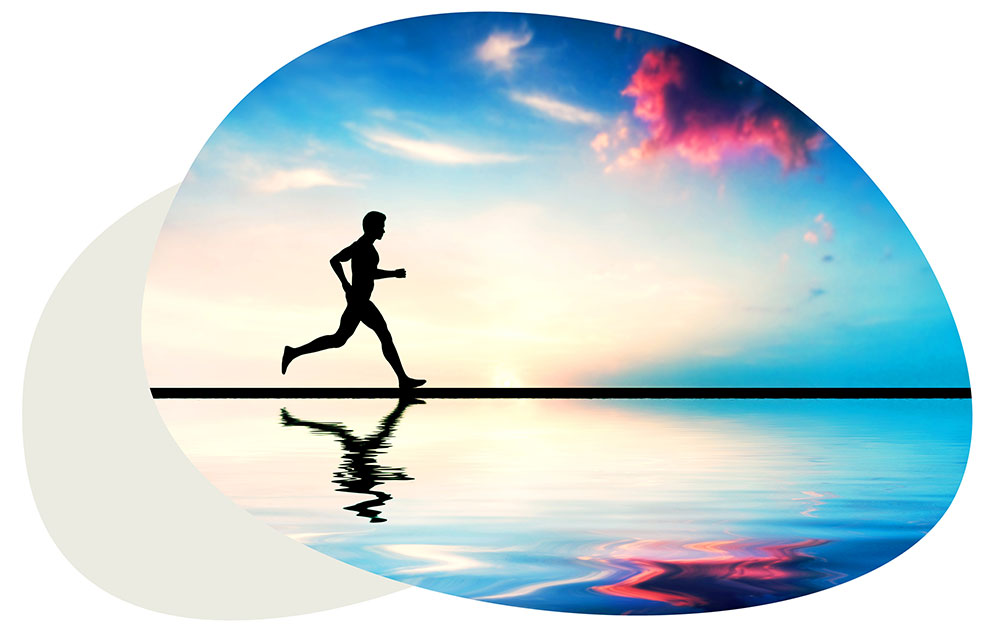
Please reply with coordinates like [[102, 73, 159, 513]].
[[279, 398, 421, 523]]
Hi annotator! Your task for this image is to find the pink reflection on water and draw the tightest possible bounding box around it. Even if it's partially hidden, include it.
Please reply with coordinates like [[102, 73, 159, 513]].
[[585, 537, 830, 609], [591, 557, 708, 607]]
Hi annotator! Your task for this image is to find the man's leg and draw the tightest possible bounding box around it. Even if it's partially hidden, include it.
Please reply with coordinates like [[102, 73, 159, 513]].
[[361, 302, 424, 388], [282, 304, 361, 374]]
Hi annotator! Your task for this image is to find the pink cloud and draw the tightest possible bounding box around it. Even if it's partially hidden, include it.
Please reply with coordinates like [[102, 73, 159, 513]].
[[803, 231, 819, 244], [616, 47, 824, 171]]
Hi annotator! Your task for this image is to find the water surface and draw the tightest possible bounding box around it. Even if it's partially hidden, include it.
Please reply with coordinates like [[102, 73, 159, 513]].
[[159, 398, 970, 614]]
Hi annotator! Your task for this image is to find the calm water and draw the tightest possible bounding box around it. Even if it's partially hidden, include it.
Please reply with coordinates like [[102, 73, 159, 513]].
[[159, 398, 970, 615]]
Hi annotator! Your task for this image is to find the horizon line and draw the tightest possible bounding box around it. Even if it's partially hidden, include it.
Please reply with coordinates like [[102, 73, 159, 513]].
[[149, 386, 972, 400]]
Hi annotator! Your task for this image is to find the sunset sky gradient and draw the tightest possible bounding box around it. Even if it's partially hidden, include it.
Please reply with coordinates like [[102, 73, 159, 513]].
[[142, 13, 967, 388]]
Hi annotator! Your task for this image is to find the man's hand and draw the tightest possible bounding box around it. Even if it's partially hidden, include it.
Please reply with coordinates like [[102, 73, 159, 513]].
[[395, 268, 407, 278]]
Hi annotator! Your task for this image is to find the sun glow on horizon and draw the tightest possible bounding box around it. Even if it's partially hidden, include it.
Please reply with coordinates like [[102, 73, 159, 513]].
[[494, 368, 522, 388]]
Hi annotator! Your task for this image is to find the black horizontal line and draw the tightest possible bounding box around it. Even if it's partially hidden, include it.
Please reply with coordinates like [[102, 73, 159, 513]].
[[149, 387, 971, 400]]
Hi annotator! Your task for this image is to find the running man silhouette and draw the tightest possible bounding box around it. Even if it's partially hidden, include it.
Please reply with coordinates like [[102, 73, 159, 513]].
[[281, 211, 425, 389]]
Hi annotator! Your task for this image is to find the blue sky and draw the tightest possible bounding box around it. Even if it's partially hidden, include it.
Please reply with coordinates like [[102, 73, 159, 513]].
[[144, 13, 968, 387]]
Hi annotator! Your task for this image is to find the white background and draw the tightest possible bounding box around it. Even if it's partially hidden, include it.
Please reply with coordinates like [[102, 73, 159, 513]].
[[3, 1, 998, 630]]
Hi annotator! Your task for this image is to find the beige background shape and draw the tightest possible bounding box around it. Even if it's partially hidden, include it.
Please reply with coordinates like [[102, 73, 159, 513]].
[[22, 186, 404, 619]]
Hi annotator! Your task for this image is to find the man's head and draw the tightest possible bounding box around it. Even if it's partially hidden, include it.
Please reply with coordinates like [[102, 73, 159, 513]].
[[362, 210, 386, 240]]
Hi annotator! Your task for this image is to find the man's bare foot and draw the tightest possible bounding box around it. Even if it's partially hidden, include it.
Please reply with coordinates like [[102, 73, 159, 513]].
[[281, 346, 294, 375], [399, 377, 426, 389]]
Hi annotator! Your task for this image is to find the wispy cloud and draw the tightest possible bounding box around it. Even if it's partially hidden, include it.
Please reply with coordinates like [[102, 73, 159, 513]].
[[510, 92, 602, 125], [477, 30, 532, 71], [195, 142, 364, 193], [368, 108, 397, 121], [253, 167, 361, 193], [358, 129, 524, 165]]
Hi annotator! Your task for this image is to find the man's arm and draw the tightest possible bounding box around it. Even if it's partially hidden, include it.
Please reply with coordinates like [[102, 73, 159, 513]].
[[330, 243, 354, 292], [373, 268, 406, 279]]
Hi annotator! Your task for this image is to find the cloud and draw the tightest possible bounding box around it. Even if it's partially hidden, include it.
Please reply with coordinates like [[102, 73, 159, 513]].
[[603, 147, 643, 173], [358, 129, 524, 165], [590, 132, 610, 154], [814, 213, 835, 241], [591, 117, 638, 169], [809, 287, 827, 299], [253, 168, 360, 193], [615, 45, 824, 171], [510, 92, 603, 125], [477, 30, 532, 71], [613, 26, 634, 43], [821, 254, 834, 262], [804, 214, 834, 245]]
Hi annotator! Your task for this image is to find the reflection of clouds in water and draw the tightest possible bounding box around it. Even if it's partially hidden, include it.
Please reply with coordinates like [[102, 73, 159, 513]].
[[794, 490, 836, 518], [479, 568, 617, 602], [403, 535, 837, 611], [380, 544, 497, 575], [585, 537, 832, 611]]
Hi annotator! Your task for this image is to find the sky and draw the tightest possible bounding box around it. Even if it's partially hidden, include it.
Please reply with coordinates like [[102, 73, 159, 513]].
[[142, 12, 968, 388]]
